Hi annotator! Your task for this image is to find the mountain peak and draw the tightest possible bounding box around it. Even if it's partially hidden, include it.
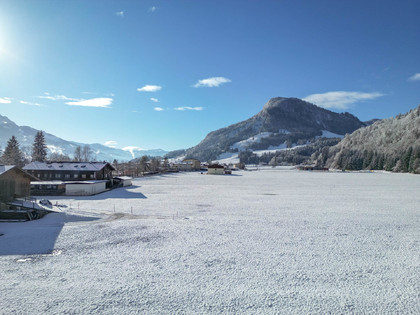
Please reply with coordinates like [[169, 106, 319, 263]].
[[182, 97, 366, 161]]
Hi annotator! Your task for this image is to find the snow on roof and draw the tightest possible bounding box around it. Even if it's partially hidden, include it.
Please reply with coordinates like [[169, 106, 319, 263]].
[[23, 161, 115, 172], [0, 165, 15, 176], [32, 180, 108, 185], [65, 180, 108, 185], [0, 165, 39, 181]]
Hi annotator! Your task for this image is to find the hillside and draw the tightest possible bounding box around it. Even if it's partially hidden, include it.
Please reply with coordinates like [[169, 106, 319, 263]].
[[316, 105, 420, 173], [182, 97, 367, 161], [0, 114, 167, 162]]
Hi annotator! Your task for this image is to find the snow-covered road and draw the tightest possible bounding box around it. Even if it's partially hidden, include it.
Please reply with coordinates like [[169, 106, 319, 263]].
[[1, 169, 419, 314]]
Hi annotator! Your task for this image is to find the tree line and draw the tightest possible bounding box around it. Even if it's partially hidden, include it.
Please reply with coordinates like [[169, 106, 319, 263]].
[[313, 105, 420, 174]]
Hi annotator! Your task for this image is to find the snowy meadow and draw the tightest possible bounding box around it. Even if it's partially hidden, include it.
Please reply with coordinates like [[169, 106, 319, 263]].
[[1, 169, 419, 314]]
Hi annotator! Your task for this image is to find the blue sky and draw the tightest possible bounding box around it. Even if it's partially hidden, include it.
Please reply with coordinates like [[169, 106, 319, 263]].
[[0, 0, 419, 152]]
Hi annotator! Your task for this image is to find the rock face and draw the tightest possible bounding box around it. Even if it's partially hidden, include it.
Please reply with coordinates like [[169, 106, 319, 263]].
[[183, 97, 367, 161]]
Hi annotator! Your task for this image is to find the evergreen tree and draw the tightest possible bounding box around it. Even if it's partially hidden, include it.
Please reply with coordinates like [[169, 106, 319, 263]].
[[139, 155, 149, 173], [1, 136, 24, 167], [32, 130, 48, 162]]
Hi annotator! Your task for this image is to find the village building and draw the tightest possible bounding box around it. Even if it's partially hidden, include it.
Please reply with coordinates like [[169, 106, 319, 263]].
[[183, 159, 201, 170], [113, 176, 133, 187], [30, 180, 109, 196], [23, 161, 116, 196], [23, 161, 115, 183], [171, 159, 201, 171], [0, 165, 38, 203], [207, 164, 226, 175]]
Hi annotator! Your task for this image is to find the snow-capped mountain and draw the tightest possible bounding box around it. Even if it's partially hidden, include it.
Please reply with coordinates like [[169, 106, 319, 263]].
[[0, 114, 167, 161], [179, 97, 368, 161]]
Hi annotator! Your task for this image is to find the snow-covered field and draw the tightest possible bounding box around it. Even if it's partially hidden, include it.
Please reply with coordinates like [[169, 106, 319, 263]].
[[1, 169, 419, 314]]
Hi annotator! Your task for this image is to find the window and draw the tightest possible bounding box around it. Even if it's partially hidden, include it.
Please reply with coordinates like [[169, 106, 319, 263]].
[[82, 174, 87, 179], [55, 173, 61, 179], [65, 174, 70, 179], [37, 174, 40, 178], [74, 174, 78, 178], [90, 174, 95, 179]]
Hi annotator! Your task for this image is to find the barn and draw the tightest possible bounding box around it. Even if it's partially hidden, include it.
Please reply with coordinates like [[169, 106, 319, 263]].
[[0, 165, 38, 203]]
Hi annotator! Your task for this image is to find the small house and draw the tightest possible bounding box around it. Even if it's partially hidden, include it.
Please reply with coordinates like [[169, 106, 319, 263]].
[[113, 176, 133, 187], [207, 164, 225, 175]]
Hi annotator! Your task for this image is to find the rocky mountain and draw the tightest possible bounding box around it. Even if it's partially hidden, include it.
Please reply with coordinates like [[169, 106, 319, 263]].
[[182, 97, 368, 161], [315, 105, 420, 173], [0, 114, 167, 162]]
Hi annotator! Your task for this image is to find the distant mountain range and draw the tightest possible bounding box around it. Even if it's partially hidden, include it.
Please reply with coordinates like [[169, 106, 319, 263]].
[[177, 97, 371, 161], [0, 114, 167, 162]]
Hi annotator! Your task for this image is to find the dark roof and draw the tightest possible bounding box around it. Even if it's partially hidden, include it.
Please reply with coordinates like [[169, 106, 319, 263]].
[[208, 164, 225, 169], [23, 161, 115, 172]]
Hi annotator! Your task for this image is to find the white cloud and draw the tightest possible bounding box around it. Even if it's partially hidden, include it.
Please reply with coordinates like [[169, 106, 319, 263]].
[[137, 85, 162, 92], [20, 100, 42, 106], [154, 107, 164, 111], [150, 97, 159, 103], [0, 97, 12, 104], [303, 91, 384, 110], [38, 94, 78, 101], [408, 73, 420, 81], [193, 77, 231, 88], [66, 97, 113, 108], [174, 106, 203, 111], [149, 6, 157, 12], [104, 140, 118, 148], [122, 146, 144, 158], [115, 11, 124, 17]]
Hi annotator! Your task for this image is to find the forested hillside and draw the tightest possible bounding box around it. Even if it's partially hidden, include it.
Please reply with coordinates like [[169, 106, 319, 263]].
[[315, 105, 420, 173]]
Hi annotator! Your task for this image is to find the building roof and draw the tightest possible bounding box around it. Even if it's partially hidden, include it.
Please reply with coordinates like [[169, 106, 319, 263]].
[[208, 164, 225, 169], [23, 161, 115, 172], [114, 176, 133, 180], [31, 180, 108, 185], [0, 165, 40, 181], [0, 165, 15, 176]]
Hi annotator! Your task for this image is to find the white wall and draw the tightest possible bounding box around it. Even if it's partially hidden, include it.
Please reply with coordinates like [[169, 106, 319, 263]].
[[65, 182, 106, 196], [208, 168, 225, 175]]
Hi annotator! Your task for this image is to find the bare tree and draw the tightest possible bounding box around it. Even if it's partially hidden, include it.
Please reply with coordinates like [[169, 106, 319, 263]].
[[82, 145, 94, 161], [73, 146, 82, 162]]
